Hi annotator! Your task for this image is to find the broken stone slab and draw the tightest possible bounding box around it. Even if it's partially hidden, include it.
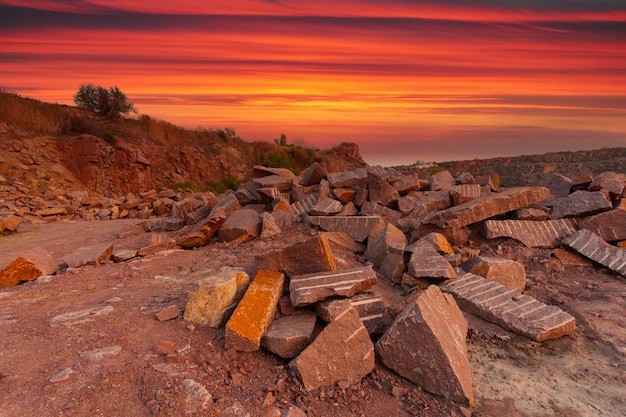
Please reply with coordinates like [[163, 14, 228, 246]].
[[261, 310, 317, 358], [225, 270, 285, 352], [253, 175, 293, 192], [269, 210, 298, 229], [318, 294, 385, 334], [424, 187, 551, 229], [429, 170, 456, 191], [155, 305, 181, 321], [359, 202, 402, 225], [481, 218, 578, 248], [138, 233, 178, 256], [255, 235, 337, 276], [290, 194, 317, 216], [36, 207, 67, 217], [290, 306, 374, 391], [460, 256, 526, 292], [320, 231, 366, 253], [440, 273, 577, 341], [186, 205, 211, 225], [327, 168, 368, 188], [0, 214, 20, 232], [184, 268, 251, 327], [235, 182, 262, 205], [407, 242, 457, 281], [364, 223, 406, 282], [588, 171, 625, 199], [516, 207, 550, 221], [289, 265, 377, 307], [172, 197, 203, 221], [187, 209, 228, 245], [0, 246, 57, 286], [375, 285, 474, 405], [561, 229, 626, 276], [368, 172, 400, 208], [111, 249, 138, 262], [309, 215, 382, 243], [63, 242, 113, 268], [551, 248, 593, 267], [391, 173, 425, 195], [300, 162, 327, 186], [450, 184, 482, 206], [209, 193, 240, 219], [545, 173, 573, 198], [161, 217, 186, 231], [337, 201, 358, 216], [309, 197, 342, 216], [550, 190, 613, 220], [260, 212, 282, 238], [408, 232, 454, 255], [331, 187, 355, 204], [578, 207, 626, 242], [218, 208, 262, 242], [257, 187, 282, 201], [253, 165, 296, 179]]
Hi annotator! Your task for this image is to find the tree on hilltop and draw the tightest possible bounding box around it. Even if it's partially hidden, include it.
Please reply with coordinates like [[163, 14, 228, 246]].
[[74, 83, 137, 119]]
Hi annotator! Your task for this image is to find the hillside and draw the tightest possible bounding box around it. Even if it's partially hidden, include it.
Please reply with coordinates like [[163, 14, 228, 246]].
[[0, 92, 366, 196]]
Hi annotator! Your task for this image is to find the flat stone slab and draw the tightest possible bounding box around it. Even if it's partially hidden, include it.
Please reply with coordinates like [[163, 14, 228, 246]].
[[255, 235, 337, 276], [309, 216, 382, 243], [376, 285, 474, 405], [424, 187, 550, 229], [0, 246, 57, 286], [327, 168, 369, 188], [63, 242, 114, 268], [440, 273, 577, 341], [253, 175, 293, 192], [482, 218, 578, 248], [225, 270, 285, 351], [578, 207, 626, 242], [138, 233, 178, 256], [545, 173, 572, 198], [550, 190, 613, 220], [309, 197, 342, 216], [184, 268, 250, 327], [261, 310, 317, 358], [290, 266, 377, 307], [407, 243, 457, 280], [562, 229, 626, 276], [290, 306, 374, 390]]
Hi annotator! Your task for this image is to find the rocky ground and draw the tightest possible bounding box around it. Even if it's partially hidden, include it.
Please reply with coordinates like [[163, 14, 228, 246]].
[[1, 164, 626, 417]]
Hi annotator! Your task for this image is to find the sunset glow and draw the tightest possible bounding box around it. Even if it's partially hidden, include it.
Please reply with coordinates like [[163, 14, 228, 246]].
[[1, 1, 625, 165]]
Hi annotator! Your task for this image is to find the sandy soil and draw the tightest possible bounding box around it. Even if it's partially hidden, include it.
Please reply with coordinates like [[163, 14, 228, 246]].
[[1, 220, 625, 417]]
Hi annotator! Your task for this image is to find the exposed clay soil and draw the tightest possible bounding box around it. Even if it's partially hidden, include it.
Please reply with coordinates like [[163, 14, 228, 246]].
[[1, 219, 625, 417]]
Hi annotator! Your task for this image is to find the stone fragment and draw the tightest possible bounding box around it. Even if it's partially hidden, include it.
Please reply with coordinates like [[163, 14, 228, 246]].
[[309, 197, 342, 216], [588, 171, 625, 199], [429, 170, 456, 191], [460, 256, 526, 292], [352, 187, 368, 207], [138, 233, 178, 256], [290, 306, 374, 390], [290, 266, 377, 306], [290, 194, 317, 216], [399, 190, 451, 220], [253, 175, 293, 192], [552, 248, 593, 267], [320, 232, 366, 253], [360, 201, 402, 224], [260, 212, 282, 238], [120, 223, 145, 237], [300, 162, 327, 186], [176, 232, 208, 249], [280, 405, 307, 417], [316, 179, 331, 201], [441, 273, 576, 341], [315, 298, 352, 322], [482, 218, 578, 248], [455, 172, 475, 185], [154, 340, 178, 355], [332, 187, 356, 203], [161, 217, 186, 231], [218, 208, 261, 242], [261, 310, 317, 358], [172, 197, 203, 221], [375, 285, 474, 405], [185, 205, 211, 225], [187, 209, 228, 246], [255, 235, 337, 276], [424, 187, 551, 229], [257, 187, 282, 201], [80, 346, 122, 361], [225, 270, 285, 351], [111, 249, 138, 262], [364, 223, 406, 282], [1, 214, 20, 232], [0, 246, 57, 286], [209, 193, 240, 219], [183, 379, 213, 411], [516, 207, 550, 221], [184, 268, 251, 327], [337, 201, 358, 216], [409, 232, 454, 255], [155, 305, 181, 321], [269, 210, 298, 229], [407, 242, 457, 280], [348, 293, 385, 334], [253, 165, 296, 179], [561, 229, 626, 276], [578, 207, 626, 242], [235, 182, 262, 205], [309, 216, 382, 242], [391, 173, 425, 195], [37, 207, 67, 216], [450, 184, 482, 205], [368, 173, 400, 208], [63, 242, 113, 268], [327, 168, 369, 188], [545, 173, 572, 198], [550, 190, 613, 220]]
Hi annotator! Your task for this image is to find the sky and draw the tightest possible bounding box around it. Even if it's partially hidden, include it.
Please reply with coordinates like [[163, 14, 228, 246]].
[[1, 1, 625, 166]]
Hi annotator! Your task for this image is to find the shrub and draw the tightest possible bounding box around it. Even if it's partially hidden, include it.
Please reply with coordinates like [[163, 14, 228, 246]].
[[102, 132, 116, 144], [74, 83, 137, 119]]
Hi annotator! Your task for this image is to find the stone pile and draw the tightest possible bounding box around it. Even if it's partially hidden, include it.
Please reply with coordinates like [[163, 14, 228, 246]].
[[3, 161, 626, 407]]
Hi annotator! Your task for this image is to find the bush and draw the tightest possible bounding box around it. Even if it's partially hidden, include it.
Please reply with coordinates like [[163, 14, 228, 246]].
[[74, 83, 137, 119]]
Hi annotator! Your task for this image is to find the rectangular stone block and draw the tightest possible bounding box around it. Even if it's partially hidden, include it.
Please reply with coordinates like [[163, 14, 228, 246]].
[[440, 273, 576, 341], [562, 229, 626, 276], [0, 246, 57, 286], [309, 216, 382, 243], [482, 218, 578, 248], [225, 270, 285, 351], [255, 235, 337, 275], [290, 266, 377, 307], [184, 268, 250, 327], [424, 187, 551, 229]]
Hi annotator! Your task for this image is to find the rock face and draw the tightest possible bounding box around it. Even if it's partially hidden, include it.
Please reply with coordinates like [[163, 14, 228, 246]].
[[441, 273, 576, 341], [375, 285, 474, 405], [289, 266, 377, 307], [183, 268, 250, 327], [225, 270, 285, 352], [0, 246, 57, 286], [290, 306, 374, 391], [562, 229, 626, 276]]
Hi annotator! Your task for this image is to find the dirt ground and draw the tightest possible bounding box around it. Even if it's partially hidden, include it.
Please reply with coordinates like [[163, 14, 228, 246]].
[[1, 219, 625, 417]]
